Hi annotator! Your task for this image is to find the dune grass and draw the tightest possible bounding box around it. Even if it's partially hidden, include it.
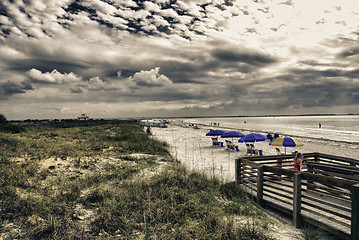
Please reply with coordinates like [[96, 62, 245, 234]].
[[0, 124, 169, 159], [0, 123, 276, 239]]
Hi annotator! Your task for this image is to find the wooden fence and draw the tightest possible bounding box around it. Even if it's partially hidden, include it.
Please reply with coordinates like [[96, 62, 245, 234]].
[[235, 153, 359, 240]]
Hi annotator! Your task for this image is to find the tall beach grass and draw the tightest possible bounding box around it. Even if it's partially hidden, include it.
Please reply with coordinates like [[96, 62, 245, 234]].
[[1, 122, 277, 239]]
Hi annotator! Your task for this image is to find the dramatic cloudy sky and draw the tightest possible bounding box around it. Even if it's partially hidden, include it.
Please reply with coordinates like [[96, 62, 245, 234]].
[[1, 0, 359, 120]]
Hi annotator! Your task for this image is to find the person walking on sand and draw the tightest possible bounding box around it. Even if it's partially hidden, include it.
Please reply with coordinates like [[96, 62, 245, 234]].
[[293, 152, 304, 172]]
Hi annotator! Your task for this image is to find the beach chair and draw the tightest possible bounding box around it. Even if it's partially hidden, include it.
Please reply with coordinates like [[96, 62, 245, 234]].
[[245, 147, 251, 155], [226, 140, 233, 150], [235, 146, 240, 152], [245, 144, 251, 155], [258, 150, 263, 156], [275, 147, 282, 155]]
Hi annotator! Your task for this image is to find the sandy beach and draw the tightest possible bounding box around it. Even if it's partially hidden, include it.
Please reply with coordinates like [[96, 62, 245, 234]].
[[151, 121, 359, 183]]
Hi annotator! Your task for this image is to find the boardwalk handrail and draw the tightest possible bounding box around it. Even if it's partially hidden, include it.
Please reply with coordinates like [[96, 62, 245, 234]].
[[235, 152, 359, 240]]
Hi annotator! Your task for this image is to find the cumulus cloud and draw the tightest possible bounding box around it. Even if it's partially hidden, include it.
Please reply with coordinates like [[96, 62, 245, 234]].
[[86, 76, 112, 91], [26, 68, 82, 84], [127, 67, 172, 87], [143, 2, 161, 12]]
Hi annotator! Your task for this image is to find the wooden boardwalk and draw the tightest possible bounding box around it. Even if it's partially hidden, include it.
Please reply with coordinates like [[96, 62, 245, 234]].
[[241, 180, 351, 236], [236, 153, 359, 239]]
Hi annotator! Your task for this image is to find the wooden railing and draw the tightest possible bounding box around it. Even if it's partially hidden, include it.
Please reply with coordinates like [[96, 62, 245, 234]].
[[235, 153, 359, 240]]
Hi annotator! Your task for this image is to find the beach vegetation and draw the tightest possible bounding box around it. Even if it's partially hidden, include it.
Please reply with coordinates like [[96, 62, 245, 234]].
[[295, 224, 334, 240], [0, 114, 25, 133], [1, 123, 276, 239]]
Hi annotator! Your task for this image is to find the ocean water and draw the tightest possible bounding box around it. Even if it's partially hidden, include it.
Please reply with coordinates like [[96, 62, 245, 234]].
[[178, 115, 359, 144]]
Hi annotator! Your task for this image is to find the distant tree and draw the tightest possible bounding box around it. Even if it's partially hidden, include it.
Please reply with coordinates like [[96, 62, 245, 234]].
[[0, 114, 7, 124]]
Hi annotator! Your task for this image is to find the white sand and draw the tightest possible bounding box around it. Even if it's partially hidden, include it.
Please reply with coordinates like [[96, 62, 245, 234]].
[[151, 122, 359, 183]]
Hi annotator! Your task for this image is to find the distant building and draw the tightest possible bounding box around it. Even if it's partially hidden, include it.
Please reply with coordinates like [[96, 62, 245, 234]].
[[78, 114, 89, 121]]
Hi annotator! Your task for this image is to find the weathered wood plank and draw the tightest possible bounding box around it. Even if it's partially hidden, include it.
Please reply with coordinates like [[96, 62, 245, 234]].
[[351, 184, 359, 240], [300, 172, 356, 189], [307, 162, 359, 175], [317, 153, 359, 166], [302, 193, 351, 213], [301, 199, 350, 221], [303, 189, 351, 204], [263, 185, 293, 200]]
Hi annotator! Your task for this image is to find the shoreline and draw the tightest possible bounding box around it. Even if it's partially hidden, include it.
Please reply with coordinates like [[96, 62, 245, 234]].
[[174, 120, 359, 159], [190, 121, 359, 146]]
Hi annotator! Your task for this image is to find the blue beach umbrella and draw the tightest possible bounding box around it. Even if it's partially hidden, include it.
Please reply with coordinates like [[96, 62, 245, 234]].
[[206, 130, 226, 136], [238, 133, 267, 143], [221, 131, 245, 139]]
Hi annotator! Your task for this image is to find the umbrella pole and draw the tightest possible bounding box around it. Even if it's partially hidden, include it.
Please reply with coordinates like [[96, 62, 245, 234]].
[[285, 147, 286, 154]]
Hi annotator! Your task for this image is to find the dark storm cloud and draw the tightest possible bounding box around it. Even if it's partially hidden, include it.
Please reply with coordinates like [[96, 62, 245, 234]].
[[8, 59, 88, 76], [69, 87, 83, 93], [0, 80, 33, 98], [64, 1, 96, 15], [158, 60, 206, 84], [0, 2, 8, 17], [212, 48, 277, 66], [254, 67, 359, 110], [338, 47, 359, 58], [290, 67, 359, 79], [154, 44, 279, 85], [279, 80, 359, 109], [297, 60, 330, 67], [347, 68, 359, 79]]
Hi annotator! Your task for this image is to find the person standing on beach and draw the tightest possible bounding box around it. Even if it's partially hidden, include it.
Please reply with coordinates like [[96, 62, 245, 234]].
[[293, 152, 304, 171]]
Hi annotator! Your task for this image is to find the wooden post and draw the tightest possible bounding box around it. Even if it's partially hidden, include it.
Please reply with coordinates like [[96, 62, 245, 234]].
[[235, 158, 242, 187], [293, 172, 302, 228], [351, 184, 359, 240], [277, 155, 282, 168], [257, 166, 264, 205], [307, 164, 314, 190]]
